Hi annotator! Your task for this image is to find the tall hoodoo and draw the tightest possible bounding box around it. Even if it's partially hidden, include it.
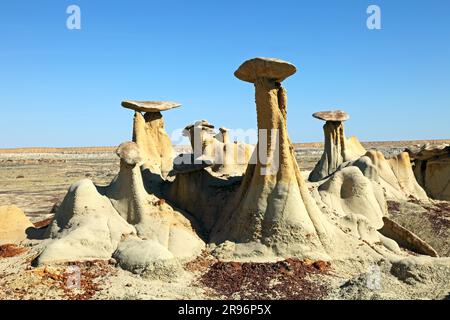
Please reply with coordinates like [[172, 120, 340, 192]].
[[309, 110, 365, 182], [183, 120, 254, 176], [211, 58, 331, 259], [122, 100, 180, 178]]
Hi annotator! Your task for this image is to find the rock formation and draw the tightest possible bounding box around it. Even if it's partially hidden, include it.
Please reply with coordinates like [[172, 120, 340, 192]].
[[37, 179, 136, 265], [338, 150, 428, 201], [408, 143, 450, 201], [37, 141, 204, 267], [308, 111, 428, 201], [0, 205, 33, 245], [387, 151, 429, 200], [32, 57, 441, 274], [210, 58, 337, 259], [379, 217, 439, 257], [123, 100, 180, 178], [183, 120, 254, 176], [309, 110, 366, 182]]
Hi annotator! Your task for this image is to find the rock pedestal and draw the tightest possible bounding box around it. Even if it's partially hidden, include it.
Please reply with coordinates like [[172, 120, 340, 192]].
[[309, 110, 365, 182], [123, 100, 180, 178], [211, 58, 331, 259]]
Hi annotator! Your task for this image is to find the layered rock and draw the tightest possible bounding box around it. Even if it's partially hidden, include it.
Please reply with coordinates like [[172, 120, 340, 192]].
[[211, 58, 335, 259], [37, 179, 136, 265], [408, 143, 450, 201], [33, 57, 442, 273]]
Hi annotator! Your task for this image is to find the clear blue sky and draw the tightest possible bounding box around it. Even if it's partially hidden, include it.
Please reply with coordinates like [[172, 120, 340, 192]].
[[1, 0, 449, 148]]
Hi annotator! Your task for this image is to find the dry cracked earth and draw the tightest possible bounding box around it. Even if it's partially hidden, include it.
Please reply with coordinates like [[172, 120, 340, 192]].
[[1, 141, 449, 300]]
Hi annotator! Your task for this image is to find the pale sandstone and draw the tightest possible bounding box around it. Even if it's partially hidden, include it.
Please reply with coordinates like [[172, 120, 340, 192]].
[[0, 205, 33, 245]]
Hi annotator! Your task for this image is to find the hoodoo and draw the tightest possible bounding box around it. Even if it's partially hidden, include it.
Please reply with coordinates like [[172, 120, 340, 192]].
[[211, 58, 333, 259], [309, 110, 365, 182], [31, 57, 442, 277], [183, 120, 253, 176], [122, 100, 180, 178]]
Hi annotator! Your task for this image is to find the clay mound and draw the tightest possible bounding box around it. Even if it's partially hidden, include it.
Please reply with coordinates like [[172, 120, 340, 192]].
[[0, 205, 33, 246], [317, 166, 386, 230], [363, 150, 428, 201], [37, 179, 137, 265], [312, 165, 438, 256], [113, 238, 182, 278], [333, 148, 428, 202], [104, 142, 205, 260], [408, 144, 450, 201], [37, 142, 204, 269]]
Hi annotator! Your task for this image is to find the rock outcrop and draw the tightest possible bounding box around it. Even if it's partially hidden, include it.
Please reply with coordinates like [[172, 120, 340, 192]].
[[37, 142, 204, 267], [308, 110, 428, 201], [0, 205, 33, 245], [309, 110, 366, 182], [37, 179, 136, 265], [33, 57, 442, 274], [183, 120, 254, 176], [123, 100, 179, 178], [210, 58, 337, 260], [336, 150, 429, 201], [408, 143, 450, 201]]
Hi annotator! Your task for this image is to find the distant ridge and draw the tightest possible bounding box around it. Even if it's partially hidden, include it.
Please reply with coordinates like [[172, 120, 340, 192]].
[[0, 140, 449, 154]]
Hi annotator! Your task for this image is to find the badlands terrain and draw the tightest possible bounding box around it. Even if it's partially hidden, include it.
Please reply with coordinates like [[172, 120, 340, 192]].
[[1, 58, 449, 301], [1, 140, 449, 300]]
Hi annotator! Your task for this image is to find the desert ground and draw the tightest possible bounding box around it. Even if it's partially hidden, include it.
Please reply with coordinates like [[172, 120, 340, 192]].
[[1, 140, 449, 300]]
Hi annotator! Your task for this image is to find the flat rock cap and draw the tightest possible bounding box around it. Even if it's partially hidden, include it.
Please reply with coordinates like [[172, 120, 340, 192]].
[[234, 57, 297, 83], [122, 100, 181, 113], [184, 120, 215, 133], [313, 110, 349, 122]]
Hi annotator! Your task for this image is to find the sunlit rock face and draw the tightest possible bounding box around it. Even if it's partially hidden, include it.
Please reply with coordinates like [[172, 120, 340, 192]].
[[33, 58, 439, 275], [408, 144, 450, 201]]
